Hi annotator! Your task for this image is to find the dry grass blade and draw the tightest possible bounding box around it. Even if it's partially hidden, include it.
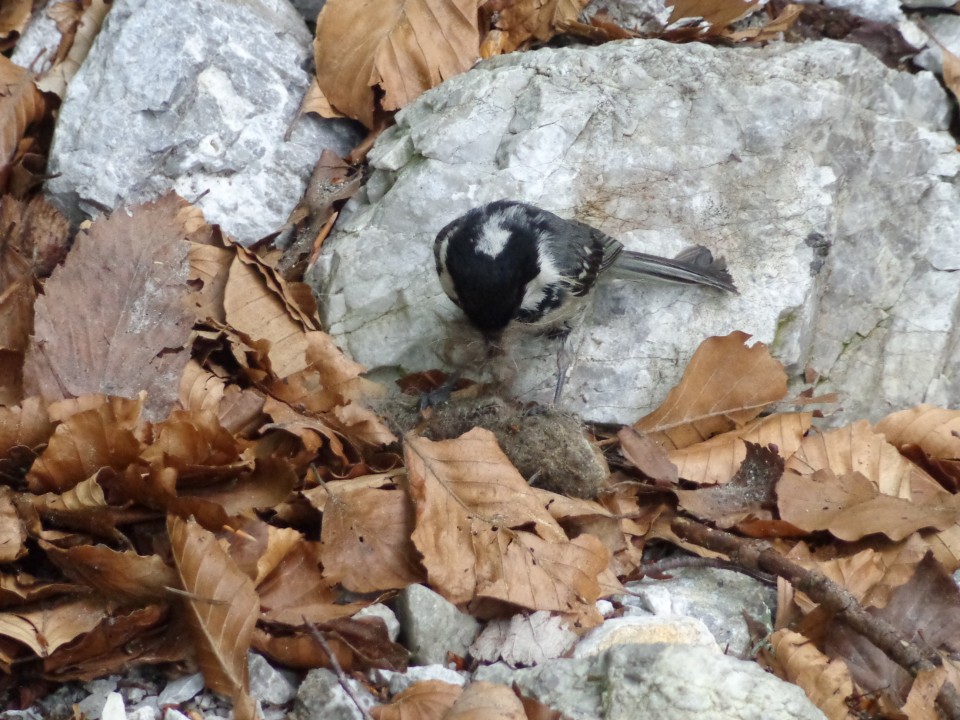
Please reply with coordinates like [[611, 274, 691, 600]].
[[167, 515, 258, 719]]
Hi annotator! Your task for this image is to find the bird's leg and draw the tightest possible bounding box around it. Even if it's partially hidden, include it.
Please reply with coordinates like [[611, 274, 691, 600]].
[[551, 323, 573, 403]]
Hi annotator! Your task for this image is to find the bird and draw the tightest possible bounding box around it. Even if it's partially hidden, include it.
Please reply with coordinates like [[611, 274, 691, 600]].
[[434, 200, 737, 342]]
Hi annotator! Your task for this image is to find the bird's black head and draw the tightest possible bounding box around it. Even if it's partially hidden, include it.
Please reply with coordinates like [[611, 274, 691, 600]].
[[435, 201, 543, 336]]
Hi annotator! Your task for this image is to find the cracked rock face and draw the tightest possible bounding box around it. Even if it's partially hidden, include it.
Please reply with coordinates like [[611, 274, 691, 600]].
[[310, 39, 960, 424], [44, 0, 361, 244]]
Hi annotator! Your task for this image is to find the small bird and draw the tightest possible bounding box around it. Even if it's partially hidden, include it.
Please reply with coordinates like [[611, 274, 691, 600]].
[[434, 200, 736, 341]]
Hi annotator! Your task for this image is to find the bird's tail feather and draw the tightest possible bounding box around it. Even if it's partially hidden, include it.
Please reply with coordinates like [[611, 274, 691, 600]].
[[607, 246, 737, 293]]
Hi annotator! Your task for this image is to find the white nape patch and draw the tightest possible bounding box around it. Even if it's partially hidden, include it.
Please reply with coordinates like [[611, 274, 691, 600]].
[[473, 206, 521, 258]]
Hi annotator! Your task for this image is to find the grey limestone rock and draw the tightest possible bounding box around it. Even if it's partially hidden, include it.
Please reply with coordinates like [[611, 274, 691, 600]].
[[479, 643, 826, 719], [310, 39, 960, 425], [45, 0, 362, 243]]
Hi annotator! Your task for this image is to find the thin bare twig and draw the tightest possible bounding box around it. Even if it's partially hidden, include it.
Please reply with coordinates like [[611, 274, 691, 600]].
[[304, 620, 374, 720], [670, 517, 960, 720]]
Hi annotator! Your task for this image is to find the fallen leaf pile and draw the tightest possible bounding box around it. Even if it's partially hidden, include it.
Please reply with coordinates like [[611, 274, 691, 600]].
[[1, 2, 957, 719], [1, 192, 959, 718]]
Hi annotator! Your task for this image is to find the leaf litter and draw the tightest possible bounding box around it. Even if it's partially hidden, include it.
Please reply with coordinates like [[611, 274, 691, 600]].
[[1, 1, 958, 717]]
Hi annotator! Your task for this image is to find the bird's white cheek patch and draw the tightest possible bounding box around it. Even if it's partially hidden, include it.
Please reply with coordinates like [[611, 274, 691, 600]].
[[520, 255, 563, 313]]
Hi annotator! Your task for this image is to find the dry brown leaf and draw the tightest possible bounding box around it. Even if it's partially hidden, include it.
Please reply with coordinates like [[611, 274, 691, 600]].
[[723, 2, 802, 42], [0, 596, 107, 657], [27, 397, 144, 493], [318, 479, 425, 592], [24, 194, 202, 422], [667, 0, 761, 33], [0, 487, 26, 563], [253, 615, 408, 672], [42, 605, 186, 682], [617, 428, 678, 485], [0, 55, 47, 193], [0, 0, 32, 51], [0, 572, 85, 608], [301, 75, 343, 119], [258, 541, 367, 626], [404, 429, 607, 616], [445, 681, 527, 720], [168, 515, 258, 720], [315, 0, 480, 127], [768, 629, 857, 720], [778, 469, 960, 542], [36, 0, 111, 99], [186, 241, 233, 325], [41, 542, 177, 603], [876, 405, 960, 486], [676, 441, 782, 528], [634, 331, 788, 450], [785, 420, 944, 501], [372, 680, 463, 720], [178, 361, 266, 435], [494, 0, 591, 54], [218, 518, 303, 587], [1, 194, 72, 277], [668, 412, 813, 485], [824, 553, 960, 705], [186, 457, 298, 516], [141, 409, 243, 472], [0, 396, 52, 456]]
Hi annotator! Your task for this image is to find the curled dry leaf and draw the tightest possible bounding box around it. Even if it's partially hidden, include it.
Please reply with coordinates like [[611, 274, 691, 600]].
[[634, 331, 788, 450], [667, 0, 761, 35], [0, 56, 47, 193], [0, 596, 107, 657], [36, 0, 112, 98], [42, 605, 184, 682], [876, 405, 960, 483], [778, 469, 960, 542], [668, 412, 813, 486], [0, 396, 52, 456], [27, 398, 144, 493], [491, 0, 592, 54], [768, 629, 855, 720], [404, 429, 608, 616], [318, 478, 425, 592], [0, 487, 26, 563], [372, 680, 463, 720], [823, 553, 960, 704], [675, 441, 783, 528], [0, 0, 32, 52], [253, 615, 408, 673], [0, 573, 86, 608], [167, 515, 258, 720], [785, 420, 943, 501], [24, 194, 202, 422], [445, 681, 527, 720], [40, 541, 177, 604], [258, 542, 367, 626], [1, 195, 72, 278], [315, 0, 480, 127], [178, 361, 266, 436]]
